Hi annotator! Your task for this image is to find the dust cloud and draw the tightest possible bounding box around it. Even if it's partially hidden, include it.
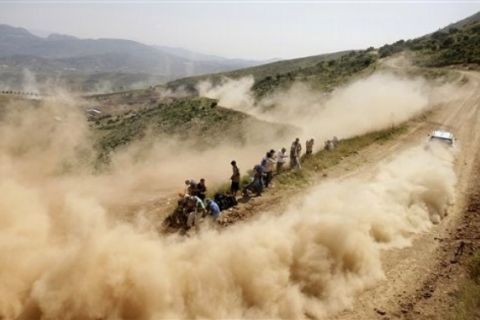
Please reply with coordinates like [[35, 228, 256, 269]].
[[0, 71, 458, 319], [0, 102, 456, 318], [197, 72, 457, 151], [150, 71, 447, 187], [197, 76, 256, 113]]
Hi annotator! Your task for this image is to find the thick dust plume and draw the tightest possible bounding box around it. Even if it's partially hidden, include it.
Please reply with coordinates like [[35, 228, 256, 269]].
[[0, 69, 459, 319], [95, 71, 460, 199], [197, 72, 457, 150], [0, 87, 456, 320]]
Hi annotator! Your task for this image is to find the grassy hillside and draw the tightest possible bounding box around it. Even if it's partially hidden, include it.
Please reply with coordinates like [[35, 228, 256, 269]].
[[441, 11, 480, 32], [168, 51, 352, 89], [168, 49, 377, 98], [378, 12, 480, 67], [0, 93, 296, 167], [34, 10, 478, 166], [167, 11, 480, 102], [86, 48, 377, 162], [251, 49, 377, 97], [93, 97, 297, 158]]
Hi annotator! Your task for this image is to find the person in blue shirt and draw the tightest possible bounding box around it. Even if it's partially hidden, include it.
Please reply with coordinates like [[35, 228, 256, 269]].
[[206, 199, 221, 220]]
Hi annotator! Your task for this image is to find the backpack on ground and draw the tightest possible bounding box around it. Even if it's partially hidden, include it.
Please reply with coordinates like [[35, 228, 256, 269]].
[[214, 192, 238, 211]]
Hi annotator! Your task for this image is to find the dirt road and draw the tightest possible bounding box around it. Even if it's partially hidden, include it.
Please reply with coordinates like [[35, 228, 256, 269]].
[[330, 70, 480, 320]]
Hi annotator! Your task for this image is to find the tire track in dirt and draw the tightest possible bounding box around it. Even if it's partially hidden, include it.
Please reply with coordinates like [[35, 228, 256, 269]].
[[390, 72, 480, 320]]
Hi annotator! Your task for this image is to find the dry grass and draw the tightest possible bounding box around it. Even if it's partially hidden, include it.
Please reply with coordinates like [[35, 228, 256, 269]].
[[209, 124, 408, 197], [275, 125, 407, 189]]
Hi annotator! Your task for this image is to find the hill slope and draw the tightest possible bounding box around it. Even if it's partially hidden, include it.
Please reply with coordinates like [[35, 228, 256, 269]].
[[168, 11, 480, 99], [79, 87, 297, 156], [168, 51, 352, 89], [378, 11, 480, 66], [84, 10, 480, 159], [168, 49, 377, 98]]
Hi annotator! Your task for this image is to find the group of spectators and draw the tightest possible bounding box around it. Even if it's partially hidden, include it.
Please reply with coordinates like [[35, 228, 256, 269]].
[[167, 136, 340, 231], [170, 178, 223, 230], [240, 137, 314, 197]]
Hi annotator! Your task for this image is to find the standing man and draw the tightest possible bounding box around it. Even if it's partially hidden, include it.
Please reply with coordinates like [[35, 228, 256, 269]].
[[276, 147, 288, 173], [260, 152, 270, 186], [252, 164, 264, 196], [264, 151, 276, 188], [306, 138, 314, 156], [332, 136, 339, 147], [291, 138, 302, 169], [290, 141, 296, 168], [230, 160, 240, 196], [184, 179, 197, 196]]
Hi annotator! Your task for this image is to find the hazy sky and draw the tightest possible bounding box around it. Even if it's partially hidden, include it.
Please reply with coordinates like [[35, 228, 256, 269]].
[[1, 1, 479, 60]]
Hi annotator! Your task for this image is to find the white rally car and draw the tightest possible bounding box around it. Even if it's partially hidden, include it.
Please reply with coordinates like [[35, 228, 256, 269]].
[[428, 129, 456, 146]]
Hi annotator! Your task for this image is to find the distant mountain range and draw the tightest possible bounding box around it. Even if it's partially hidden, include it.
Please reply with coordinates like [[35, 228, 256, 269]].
[[0, 24, 267, 92]]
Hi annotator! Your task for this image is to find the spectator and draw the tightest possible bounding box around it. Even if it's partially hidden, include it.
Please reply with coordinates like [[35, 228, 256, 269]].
[[186, 195, 206, 229], [290, 138, 302, 169], [230, 160, 241, 196], [306, 138, 314, 155], [197, 178, 207, 200], [206, 199, 222, 220], [265, 151, 276, 187], [276, 147, 288, 173]]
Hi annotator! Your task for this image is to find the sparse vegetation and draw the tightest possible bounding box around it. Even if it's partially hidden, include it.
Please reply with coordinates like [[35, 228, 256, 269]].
[[208, 124, 408, 197], [168, 49, 378, 98], [451, 252, 480, 320], [379, 20, 480, 67], [93, 97, 296, 160], [166, 50, 353, 92], [235, 13, 480, 101], [251, 50, 377, 98], [379, 40, 407, 58], [275, 125, 407, 189]]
